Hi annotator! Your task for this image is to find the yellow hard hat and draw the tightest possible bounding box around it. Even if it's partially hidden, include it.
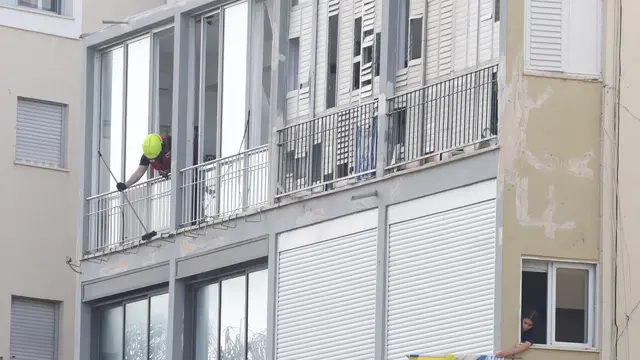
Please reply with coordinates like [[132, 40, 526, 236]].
[[142, 133, 163, 159]]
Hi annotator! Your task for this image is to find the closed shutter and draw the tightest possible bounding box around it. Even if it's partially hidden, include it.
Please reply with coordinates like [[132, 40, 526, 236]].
[[425, 0, 454, 80], [15, 97, 66, 168], [10, 297, 58, 360], [387, 198, 496, 359], [276, 227, 378, 360], [526, 0, 563, 71]]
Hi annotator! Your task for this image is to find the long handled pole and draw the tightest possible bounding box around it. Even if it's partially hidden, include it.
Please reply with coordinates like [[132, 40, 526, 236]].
[[98, 151, 157, 241]]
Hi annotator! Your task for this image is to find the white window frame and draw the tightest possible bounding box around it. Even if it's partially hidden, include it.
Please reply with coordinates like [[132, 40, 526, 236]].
[[287, 36, 300, 93], [407, 15, 423, 66], [0, 0, 80, 38], [520, 259, 597, 349]]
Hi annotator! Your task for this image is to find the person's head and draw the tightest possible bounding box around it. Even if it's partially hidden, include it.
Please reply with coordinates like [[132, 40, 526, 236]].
[[142, 134, 164, 161], [521, 309, 538, 332]]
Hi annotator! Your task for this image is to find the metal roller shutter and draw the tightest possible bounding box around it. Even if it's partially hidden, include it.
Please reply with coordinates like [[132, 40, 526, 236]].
[[10, 296, 59, 360], [387, 199, 496, 359], [15, 97, 66, 168], [276, 228, 378, 360]]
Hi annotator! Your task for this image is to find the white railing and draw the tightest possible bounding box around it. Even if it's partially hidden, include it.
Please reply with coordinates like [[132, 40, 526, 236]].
[[179, 145, 269, 226], [85, 177, 171, 253]]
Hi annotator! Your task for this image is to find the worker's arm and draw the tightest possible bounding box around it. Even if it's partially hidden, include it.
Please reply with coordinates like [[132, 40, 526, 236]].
[[496, 341, 532, 358], [124, 165, 148, 187]]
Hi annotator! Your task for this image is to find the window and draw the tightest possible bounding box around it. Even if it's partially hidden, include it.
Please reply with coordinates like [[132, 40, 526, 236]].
[[375, 32, 381, 76], [10, 296, 60, 360], [98, 293, 169, 360], [396, 0, 409, 69], [494, 0, 500, 22], [15, 0, 62, 14], [525, 0, 601, 76], [291, 0, 298, 6], [15, 97, 67, 169], [354, 17, 362, 56], [521, 260, 596, 348], [353, 62, 361, 90], [288, 37, 300, 92], [194, 268, 268, 360], [326, 14, 339, 109], [409, 17, 422, 61]]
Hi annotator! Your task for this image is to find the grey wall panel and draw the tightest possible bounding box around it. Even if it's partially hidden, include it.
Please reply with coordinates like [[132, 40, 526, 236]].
[[175, 237, 268, 279], [82, 262, 170, 302]]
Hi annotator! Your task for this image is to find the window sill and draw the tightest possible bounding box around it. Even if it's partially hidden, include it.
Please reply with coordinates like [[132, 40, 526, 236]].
[[286, 90, 299, 99], [528, 344, 599, 353], [14, 161, 69, 173], [523, 69, 602, 83], [0, 4, 81, 39]]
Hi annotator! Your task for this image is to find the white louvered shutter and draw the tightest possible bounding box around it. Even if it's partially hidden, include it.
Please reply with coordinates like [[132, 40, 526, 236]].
[[15, 98, 66, 168], [276, 229, 378, 360], [10, 297, 58, 360], [387, 199, 496, 359], [526, 0, 563, 71]]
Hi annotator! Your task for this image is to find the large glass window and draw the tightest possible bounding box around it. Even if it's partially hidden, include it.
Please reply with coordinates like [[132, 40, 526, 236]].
[[194, 268, 268, 360], [97, 27, 174, 193], [98, 293, 169, 360]]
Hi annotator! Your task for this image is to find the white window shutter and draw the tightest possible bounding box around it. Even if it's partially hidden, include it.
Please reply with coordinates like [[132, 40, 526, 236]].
[[10, 297, 59, 360], [15, 97, 66, 169], [526, 0, 563, 72]]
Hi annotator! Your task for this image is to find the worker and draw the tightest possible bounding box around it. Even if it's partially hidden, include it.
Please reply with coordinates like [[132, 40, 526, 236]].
[[116, 133, 198, 191], [495, 310, 537, 358]]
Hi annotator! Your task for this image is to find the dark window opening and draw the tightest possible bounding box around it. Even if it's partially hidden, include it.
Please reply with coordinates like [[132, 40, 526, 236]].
[[409, 17, 423, 61], [353, 62, 361, 90], [494, 0, 500, 22], [354, 17, 362, 56], [326, 14, 339, 109], [490, 71, 498, 136], [375, 32, 381, 76], [363, 45, 373, 65], [521, 270, 549, 345]]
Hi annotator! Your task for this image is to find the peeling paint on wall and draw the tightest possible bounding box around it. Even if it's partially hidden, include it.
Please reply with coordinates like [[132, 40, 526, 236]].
[[499, 52, 586, 239]]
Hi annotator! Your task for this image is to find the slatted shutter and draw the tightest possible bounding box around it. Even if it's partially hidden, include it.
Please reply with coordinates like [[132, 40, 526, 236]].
[[15, 97, 66, 168], [525, 0, 563, 71], [10, 296, 58, 360], [276, 212, 378, 360], [386, 180, 496, 359]]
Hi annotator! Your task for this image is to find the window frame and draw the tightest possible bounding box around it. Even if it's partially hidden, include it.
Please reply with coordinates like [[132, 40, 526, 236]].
[[520, 258, 597, 349], [287, 36, 301, 93], [92, 287, 170, 360]]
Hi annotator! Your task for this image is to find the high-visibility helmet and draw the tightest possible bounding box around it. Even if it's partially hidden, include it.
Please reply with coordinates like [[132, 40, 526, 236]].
[[142, 133, 163, 159]]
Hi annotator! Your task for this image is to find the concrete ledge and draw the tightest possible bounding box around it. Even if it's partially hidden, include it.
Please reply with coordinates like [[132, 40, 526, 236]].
[[81, 261, 170, 302]]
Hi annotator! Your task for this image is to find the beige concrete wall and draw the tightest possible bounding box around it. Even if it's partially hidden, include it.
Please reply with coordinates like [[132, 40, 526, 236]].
[[498, 1, 602, 359], [0, 26, 81, 360]]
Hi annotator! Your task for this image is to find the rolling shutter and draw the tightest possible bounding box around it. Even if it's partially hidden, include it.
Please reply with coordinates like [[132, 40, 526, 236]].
[[387, 198, 496, 359], [276, 227, 378, 360], [15, 97, 66, 168], [10, 296, 58, 360], [525, 0, 563, 71]]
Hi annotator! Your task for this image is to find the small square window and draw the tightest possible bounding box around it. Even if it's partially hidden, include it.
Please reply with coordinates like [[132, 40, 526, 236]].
[[520, 260, 596, 348]]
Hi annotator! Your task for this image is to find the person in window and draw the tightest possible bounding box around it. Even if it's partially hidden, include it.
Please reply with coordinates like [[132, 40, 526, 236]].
[[495, 310, 538, 358], [116, 133, 199, 191]]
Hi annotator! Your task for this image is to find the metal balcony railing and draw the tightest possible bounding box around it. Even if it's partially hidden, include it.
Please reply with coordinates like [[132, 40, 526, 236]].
[[387, 64, 498, 170], [276, 100, 378, 198], [179, 145, 269, 226], [85, 176, 171, 253]]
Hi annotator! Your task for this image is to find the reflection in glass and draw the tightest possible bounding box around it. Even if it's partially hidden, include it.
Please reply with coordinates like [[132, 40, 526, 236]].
[[149, 294, 169, 360], [195, 283, 220, 360], [100, 47, 125, 192], [221, 2, 249, 157], [220, 275, 247, 360], [201, 13, 221, 163], [100, 307, 123, 360], [124, 300, 149, 360], [555, 268, 589, 344], [154, 27, 174, 139], [125, 36, 151, 178], [248, 270, 268, 360]]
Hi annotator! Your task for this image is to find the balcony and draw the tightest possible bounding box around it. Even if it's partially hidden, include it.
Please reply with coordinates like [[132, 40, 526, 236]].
[[83, 65, 497, 255]]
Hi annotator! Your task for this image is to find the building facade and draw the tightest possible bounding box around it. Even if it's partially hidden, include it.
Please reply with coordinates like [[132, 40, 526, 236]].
[[74, 1, 615, 360], [0, 0, 164, 360]]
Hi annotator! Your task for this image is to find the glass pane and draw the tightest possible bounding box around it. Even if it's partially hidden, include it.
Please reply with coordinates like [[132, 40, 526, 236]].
[[195, 283, 220, 360], [220, 2, 248, 157], [220, 275, 247, 360], [100, 47, 125, 192], [555, 268, 589, 343], [149, 294, 169, 360], [247, 270, 268, 360], [100, 307, 123, 360], [41, 0, 60, 13], [124, 299, 149, 360], [202, 13, 221, 162], [125, 36, 151, 179], [18, 0, 37, 8], [155, 27, 174, 137]]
